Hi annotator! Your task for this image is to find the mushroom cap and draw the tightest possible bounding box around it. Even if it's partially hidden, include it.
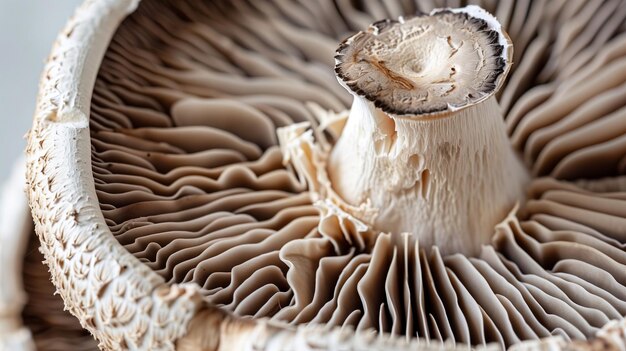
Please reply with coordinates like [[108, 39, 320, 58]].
[[335, 6, 512, 116], [21, 219, 99, 351], [25, 0, 626, 350], [0, 158, 97, 350]]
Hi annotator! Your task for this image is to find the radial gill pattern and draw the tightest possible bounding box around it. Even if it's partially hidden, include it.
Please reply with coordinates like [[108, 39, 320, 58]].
[[89, 0, 626, 348]]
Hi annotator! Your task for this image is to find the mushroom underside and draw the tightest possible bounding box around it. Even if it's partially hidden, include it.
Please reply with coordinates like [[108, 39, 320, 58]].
[[89, 0, 626, 348]]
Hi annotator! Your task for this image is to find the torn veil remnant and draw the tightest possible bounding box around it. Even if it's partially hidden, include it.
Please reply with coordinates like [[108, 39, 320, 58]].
[[283, 6, 529, 256]]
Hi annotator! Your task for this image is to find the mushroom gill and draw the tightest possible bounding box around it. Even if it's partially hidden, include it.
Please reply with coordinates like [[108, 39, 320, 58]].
[[87, 0, 626, 349]]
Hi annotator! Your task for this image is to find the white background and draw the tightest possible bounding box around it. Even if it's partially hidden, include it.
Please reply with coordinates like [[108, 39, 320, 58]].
[[0, 0, 82, 182]]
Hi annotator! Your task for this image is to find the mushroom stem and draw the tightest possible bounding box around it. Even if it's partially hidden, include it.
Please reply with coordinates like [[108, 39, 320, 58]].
[[328, 6, 529, 256]]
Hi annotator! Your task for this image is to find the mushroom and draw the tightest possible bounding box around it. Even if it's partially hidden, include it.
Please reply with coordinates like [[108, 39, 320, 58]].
[[0, 158, 98, 351], [24, 0, 626, 350], [21, 217, 100, 351]]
